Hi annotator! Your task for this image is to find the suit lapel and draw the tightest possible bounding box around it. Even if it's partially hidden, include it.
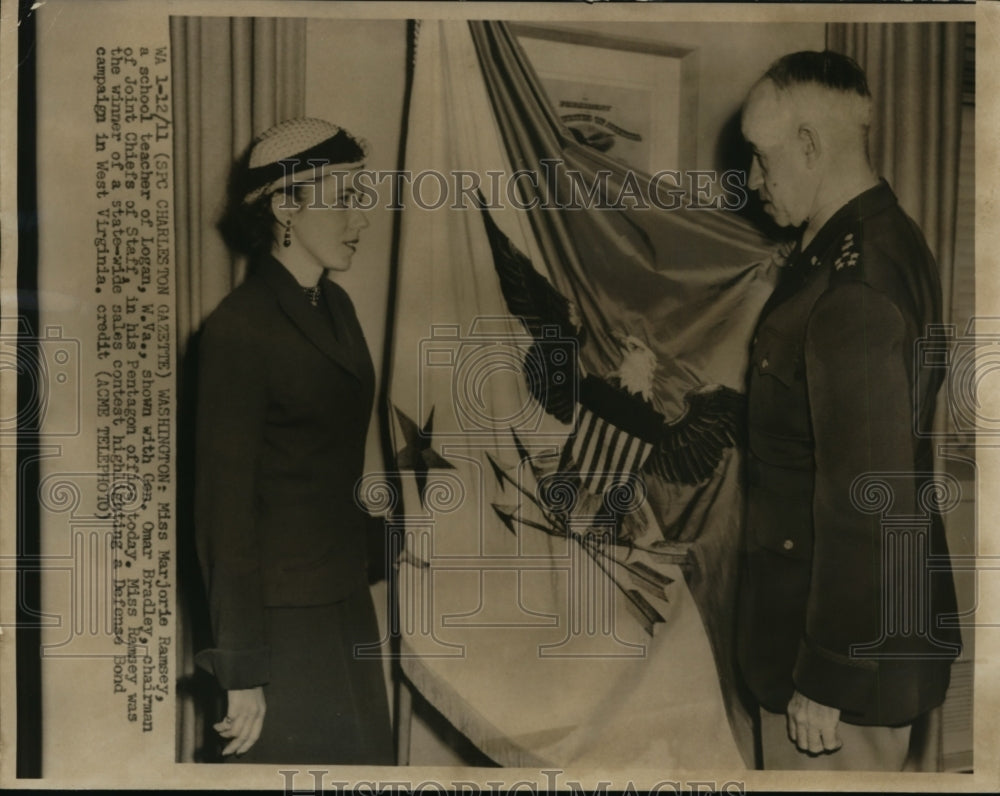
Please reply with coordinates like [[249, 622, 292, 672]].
[[324, 278, 377, 388], [256, 256, 364, 382]]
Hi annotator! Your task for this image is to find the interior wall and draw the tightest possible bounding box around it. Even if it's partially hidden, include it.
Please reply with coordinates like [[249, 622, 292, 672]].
[[531, 22, 826, 172]]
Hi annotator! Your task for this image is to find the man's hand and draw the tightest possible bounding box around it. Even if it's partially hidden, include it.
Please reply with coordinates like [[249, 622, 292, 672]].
[[215, 687, 266, 756], [786, 690, 842, 754]]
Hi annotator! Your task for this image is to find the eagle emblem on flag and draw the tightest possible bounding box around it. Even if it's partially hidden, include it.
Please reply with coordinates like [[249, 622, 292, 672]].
[[476, 193, 745, 496]]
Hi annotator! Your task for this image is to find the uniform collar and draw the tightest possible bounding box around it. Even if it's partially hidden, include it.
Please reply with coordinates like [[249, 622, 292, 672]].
[[798, 178, 897, 266]]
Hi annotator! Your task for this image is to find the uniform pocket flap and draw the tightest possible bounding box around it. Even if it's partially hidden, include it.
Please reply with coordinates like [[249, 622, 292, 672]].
[[752, 326, 801, 387]]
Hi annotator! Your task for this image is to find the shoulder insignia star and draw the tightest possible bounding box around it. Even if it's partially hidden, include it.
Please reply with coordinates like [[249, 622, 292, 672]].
[[834, 232, 860, 271]]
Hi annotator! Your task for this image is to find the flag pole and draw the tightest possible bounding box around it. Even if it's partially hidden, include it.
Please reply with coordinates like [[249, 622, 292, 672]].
[[378, 17, 420, 766]]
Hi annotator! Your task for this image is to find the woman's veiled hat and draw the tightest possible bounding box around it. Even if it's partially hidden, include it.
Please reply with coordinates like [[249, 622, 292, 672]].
[[243, 117, 369, 203]]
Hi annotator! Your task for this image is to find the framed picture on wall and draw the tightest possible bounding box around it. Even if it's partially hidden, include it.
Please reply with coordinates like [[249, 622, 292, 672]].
[[511, 23, 698, 176]]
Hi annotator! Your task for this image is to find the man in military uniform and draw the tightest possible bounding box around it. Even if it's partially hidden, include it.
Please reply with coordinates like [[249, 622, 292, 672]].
[[736, 51, 961, 770]]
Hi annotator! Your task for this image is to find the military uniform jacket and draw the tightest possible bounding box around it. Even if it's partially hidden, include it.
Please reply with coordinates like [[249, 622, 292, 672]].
[[194, 255, 378, 691], [737, 180, 961, 726]]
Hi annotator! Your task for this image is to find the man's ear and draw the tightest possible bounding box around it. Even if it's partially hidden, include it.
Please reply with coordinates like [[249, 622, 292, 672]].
[[798, 124, 820, 167]]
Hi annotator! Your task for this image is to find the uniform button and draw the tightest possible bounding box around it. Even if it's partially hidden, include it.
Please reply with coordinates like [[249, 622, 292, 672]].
[[761, 358, 769, 369], [783, 539, 794, 551]]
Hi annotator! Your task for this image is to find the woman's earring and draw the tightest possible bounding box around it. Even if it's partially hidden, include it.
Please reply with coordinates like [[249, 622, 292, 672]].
[[283, 219, 292, 248]]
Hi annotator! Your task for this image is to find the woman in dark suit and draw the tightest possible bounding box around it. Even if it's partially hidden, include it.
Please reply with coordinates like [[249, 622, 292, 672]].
[[194, 118, 393, 764]]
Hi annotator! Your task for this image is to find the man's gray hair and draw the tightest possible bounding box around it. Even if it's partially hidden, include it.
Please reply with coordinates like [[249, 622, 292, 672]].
[[759, 50, 873, 136]]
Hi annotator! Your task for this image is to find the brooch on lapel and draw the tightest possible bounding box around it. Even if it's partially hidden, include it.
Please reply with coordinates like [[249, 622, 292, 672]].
[[834, 232, 860, 270]]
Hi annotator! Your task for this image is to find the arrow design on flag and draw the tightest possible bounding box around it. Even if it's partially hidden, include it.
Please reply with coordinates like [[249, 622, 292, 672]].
[[486, 433, 692, 637], [393, 405, 455, 507], [490, 491, 669, 637], [475, 192, 744, 491]]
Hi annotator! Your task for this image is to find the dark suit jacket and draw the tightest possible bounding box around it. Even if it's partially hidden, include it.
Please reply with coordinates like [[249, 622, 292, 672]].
[[194, 255, 377, 690], [737, 181, 961, 726]]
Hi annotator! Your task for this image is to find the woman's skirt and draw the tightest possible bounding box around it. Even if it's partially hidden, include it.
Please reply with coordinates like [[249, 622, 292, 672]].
[[229, 587, 394, 765]]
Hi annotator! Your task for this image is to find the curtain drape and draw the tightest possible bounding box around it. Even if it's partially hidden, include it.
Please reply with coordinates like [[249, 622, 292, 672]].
[[390, 20, 776, 767], [171, 17, 306, 348], [827, 22, 964, 322], [169, 16, 305, 762]]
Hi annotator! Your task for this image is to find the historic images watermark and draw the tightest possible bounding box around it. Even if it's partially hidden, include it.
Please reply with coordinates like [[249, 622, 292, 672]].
[[0, 318, 81, 438], [271, 161, 751, 213], [417, 319, 579, 438], [915, 320, 1000, 439], [4, 320, 174, 730], [278, 768, 747, 794]]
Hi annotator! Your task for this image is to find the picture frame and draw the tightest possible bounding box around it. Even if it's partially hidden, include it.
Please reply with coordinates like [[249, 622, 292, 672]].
[[510, 22, 698, 176]]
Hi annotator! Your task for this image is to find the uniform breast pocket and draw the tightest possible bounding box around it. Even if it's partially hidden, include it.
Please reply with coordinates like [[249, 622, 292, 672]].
[[752, 326, 801, 387], [749, 326, 810, 439]]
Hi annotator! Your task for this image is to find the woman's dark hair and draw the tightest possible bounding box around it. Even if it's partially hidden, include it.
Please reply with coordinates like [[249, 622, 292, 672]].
[[218, 145, 283, 259]]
